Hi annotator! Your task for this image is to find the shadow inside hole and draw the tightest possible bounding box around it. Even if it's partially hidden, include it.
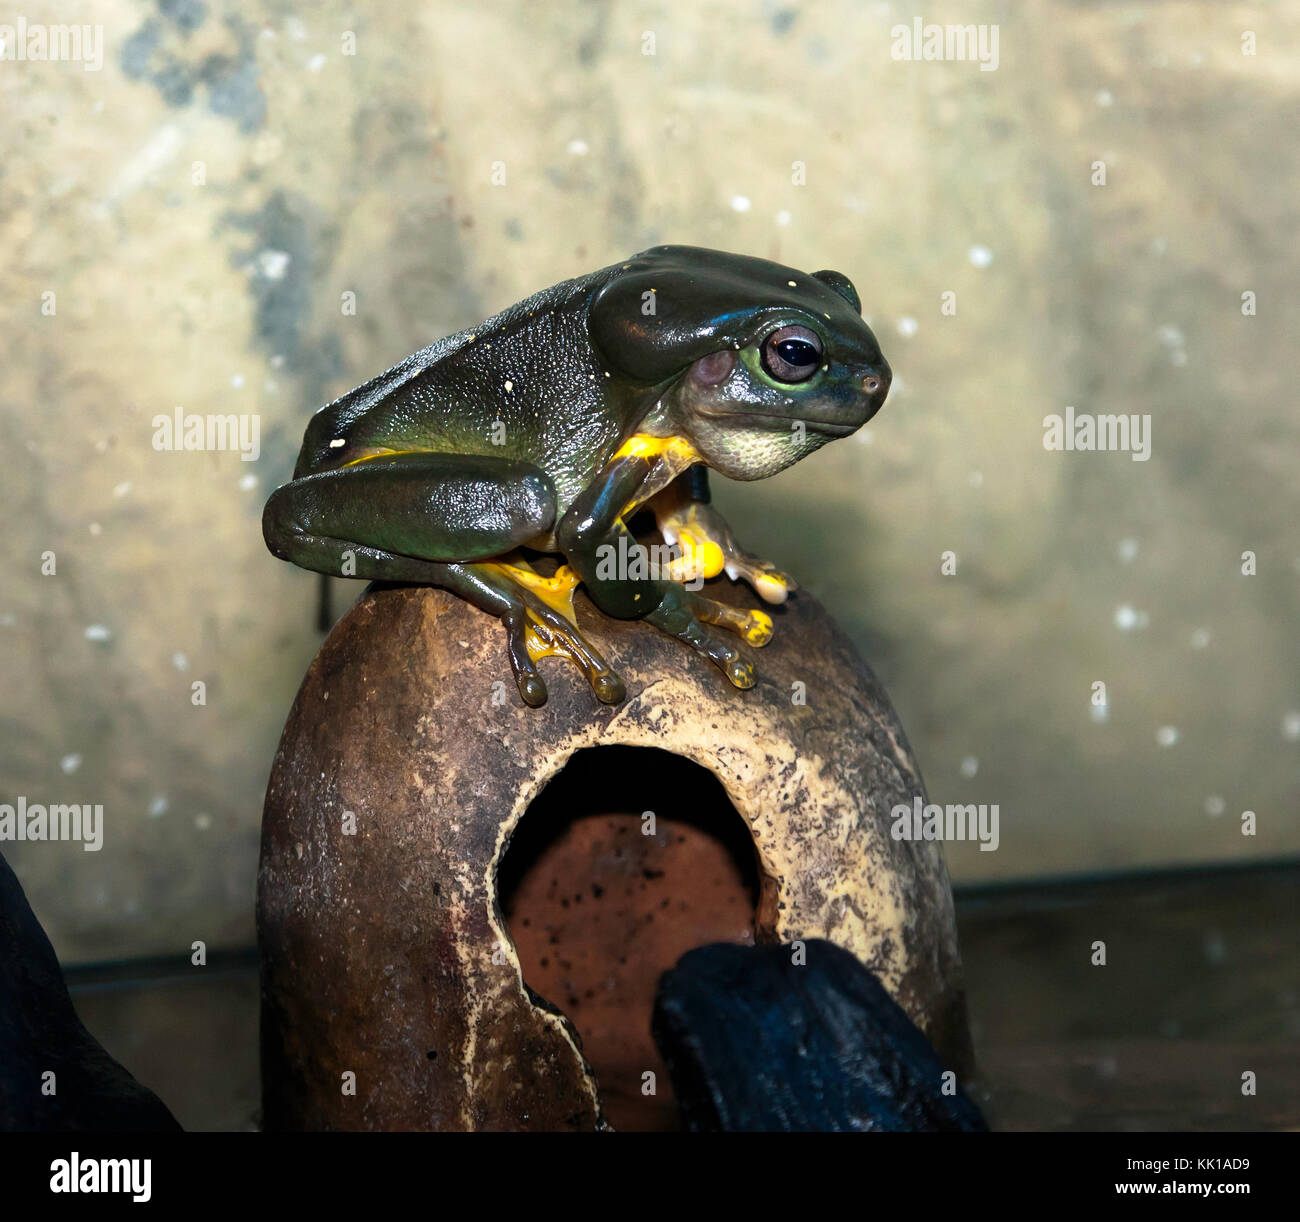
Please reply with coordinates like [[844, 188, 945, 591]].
[[497, 745, 762, 1131]]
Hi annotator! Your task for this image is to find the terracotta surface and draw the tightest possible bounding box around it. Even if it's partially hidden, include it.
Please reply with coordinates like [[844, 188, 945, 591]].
[[499, 750, 759, 1130], [258, 578, 971, 1130]]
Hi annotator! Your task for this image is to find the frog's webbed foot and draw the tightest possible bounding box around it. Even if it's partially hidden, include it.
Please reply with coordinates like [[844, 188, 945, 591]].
[[655, 497, 797, 606], [643, 585, 774, 691], [475, 561, 625, 707]]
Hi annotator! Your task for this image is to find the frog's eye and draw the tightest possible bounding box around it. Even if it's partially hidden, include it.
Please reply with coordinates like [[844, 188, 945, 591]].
[[760, 325, 823, 383]]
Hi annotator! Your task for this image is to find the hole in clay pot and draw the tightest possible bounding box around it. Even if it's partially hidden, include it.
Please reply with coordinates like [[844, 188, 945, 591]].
[[497, 745, 764, 1131]]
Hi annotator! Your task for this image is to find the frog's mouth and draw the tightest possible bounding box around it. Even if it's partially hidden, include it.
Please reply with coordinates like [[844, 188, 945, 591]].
[[696, 407, 859, 438]]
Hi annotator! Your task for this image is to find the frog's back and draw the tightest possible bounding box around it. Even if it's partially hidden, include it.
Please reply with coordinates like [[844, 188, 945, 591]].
[[294, 263, 645, 503]]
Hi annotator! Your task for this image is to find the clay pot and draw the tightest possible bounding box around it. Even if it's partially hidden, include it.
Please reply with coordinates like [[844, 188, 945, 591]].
[[258, 579, 972, 1131]]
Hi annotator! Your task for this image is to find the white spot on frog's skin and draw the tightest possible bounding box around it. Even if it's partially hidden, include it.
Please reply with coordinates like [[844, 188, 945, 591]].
[[1204, 795, 1225, 817], [730, 194, 752, 212], [968, 244, 994, 268], [787, 280, 797, 287], [896, 316, 918, 338], [60, 753, 82, 775], [504, 380, 513, 393], [959, 756, 979, 778], [1156, 725, 1180, 748], [329, 438, 346, 448], [84, 624, 112, 642]]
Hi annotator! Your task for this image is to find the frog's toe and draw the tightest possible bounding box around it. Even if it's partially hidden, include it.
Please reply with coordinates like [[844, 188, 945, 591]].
[[725, 656, 757, 689], [727, 560, 796, 605], [503, 612, 550, 707], [692, 598, 774, 648], [592, 670, 626, 704], [646, 595, 759, 691]]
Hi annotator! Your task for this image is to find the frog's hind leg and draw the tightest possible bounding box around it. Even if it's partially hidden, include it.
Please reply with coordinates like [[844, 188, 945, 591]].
[[262, 452, 622, 706]]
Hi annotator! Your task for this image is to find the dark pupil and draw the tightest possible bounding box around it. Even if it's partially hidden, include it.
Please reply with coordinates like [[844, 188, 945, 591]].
[[776, 339, 818, 367]]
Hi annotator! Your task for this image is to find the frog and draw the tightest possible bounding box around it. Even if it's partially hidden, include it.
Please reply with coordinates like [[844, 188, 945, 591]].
[[263, 245, 891, 707]]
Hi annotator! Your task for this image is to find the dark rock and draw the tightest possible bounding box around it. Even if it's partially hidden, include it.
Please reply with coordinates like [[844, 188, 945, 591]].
[[0, 853, 180, 1132], [653, 939, 988, 1131]]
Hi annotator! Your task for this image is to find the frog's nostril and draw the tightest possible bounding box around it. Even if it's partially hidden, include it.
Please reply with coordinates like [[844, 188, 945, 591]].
[[862, 374, 883, 395]]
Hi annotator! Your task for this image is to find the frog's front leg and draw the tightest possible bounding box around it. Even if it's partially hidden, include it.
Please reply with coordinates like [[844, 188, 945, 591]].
[[555, 439, 772, 690], [651, 467, 797, 606]]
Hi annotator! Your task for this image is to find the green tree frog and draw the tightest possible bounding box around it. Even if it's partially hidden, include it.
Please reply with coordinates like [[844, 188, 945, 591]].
[[264, 246, 891, 707]]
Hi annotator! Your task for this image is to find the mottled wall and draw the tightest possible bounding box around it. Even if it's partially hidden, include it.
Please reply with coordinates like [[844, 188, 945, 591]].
[[3, 0, 1296, 962]]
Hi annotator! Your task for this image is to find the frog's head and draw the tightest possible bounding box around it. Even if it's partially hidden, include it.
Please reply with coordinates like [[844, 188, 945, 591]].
[[590, 246, 891, 480]]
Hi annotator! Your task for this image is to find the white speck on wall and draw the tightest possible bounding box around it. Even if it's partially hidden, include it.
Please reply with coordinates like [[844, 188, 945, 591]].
[[60, 753, 82, 775], [896, 316, 918, 338], [1090, 701, 1109, 724], [256, 249, 292, 280], [730, 195, 752, 213], [1204, 795, 1225, 817], [1282, 711, 1300, 741], [1190, 628, 1211, 649], [113, 481, 132, 498], [1113, 604, 1148, 631], [1155, 725, 1180, 748], [1117, 537, 1139, 562], [89, 522, 102, 536], [172, 652, 189, 671], [84, 624, 112, 642], [855, 427, 874, 446], [149, 796, 169, 818], [968, 470, 984, 487], [959, 755, 979, 778], [308, 53, 327, 72], [239, 473, 258, 491], [1155, 323, 1185, 348], [1203, 930, 1227, 965], [775, 210, 792, 227], [567, 139, 589, 155], [1170, 348, 1188, 366], [1096, 89, 1114, 107], [195, 813, 213, 831], [231, 373, 245, 389], [968, 245, 994, 268]]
